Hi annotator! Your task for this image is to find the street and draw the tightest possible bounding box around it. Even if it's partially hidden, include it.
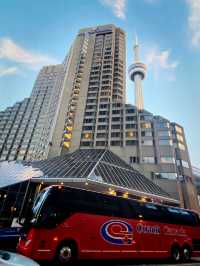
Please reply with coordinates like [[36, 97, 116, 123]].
[[40, 258, 200, 266]]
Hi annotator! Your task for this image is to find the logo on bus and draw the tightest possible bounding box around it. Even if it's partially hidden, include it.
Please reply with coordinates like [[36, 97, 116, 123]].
[[101, 220, 133, 245]]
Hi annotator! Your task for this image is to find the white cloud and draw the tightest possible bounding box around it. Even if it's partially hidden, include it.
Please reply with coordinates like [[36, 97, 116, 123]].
[[0, 66, 18, 77], [100, 0, 126, 19], [0, 38, 57, 69], [145, 48, 179, 81], [187, 0, 200, 47], [146, 49, 179, 69]]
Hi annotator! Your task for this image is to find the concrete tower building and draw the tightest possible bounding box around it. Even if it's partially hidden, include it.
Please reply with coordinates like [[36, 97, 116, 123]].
[[128, 37, 147, 110]]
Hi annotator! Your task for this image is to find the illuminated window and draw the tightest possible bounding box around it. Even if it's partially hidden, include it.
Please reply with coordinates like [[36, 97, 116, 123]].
[[63, 142, 71, 148], [178, 143, 185, 150], [141, 122, 151, 129], [66, 126, 73, 131], [175, 125, 182, 134], [177, 134, 184, 142], [126, 131, 137, 138], [84, 133, 92, 139], [64, 133, 72, 139]]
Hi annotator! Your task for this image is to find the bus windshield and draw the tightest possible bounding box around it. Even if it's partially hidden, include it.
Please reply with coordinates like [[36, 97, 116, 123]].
[[31, 187, 74, 228]]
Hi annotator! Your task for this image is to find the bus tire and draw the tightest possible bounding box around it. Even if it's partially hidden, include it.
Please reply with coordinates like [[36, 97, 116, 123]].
[[55, 240, 77, 265], [182, 245, 191, 262], [171, 245, 181, 263]]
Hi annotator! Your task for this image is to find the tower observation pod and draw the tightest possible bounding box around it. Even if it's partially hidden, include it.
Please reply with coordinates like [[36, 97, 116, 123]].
[[128, 36, 147, 110]]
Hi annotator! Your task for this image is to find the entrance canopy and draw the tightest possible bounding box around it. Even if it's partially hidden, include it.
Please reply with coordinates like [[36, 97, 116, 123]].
[[0, 149, 179, 205]]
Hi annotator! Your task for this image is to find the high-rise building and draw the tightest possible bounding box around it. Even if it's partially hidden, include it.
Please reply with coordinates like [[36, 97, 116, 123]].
[[0, 64, 64, 161], [48, 24, 126, 156], [0, 24, 198, 211]]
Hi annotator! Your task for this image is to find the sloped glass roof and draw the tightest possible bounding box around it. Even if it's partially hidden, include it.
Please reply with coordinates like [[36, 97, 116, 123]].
[[25, 149, 170, 198]]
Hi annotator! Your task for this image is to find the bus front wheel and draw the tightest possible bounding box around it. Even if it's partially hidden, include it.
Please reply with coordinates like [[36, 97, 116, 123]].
[[56, 241, 77, 265], [171, 245, 181, 263]]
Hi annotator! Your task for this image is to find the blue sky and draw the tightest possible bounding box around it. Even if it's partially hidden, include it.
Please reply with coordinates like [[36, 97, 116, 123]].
[[0, 0, 200, 168]]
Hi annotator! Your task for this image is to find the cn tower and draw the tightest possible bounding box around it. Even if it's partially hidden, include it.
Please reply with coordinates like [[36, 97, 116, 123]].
[[128, 37, 147, 110]]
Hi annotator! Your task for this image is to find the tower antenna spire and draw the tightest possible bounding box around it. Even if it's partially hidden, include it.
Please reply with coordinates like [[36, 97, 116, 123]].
[[134, 34, 140, 62], [128, 36, 147, 110]]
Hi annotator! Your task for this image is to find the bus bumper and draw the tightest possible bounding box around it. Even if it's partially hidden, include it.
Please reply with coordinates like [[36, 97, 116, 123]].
[[17, 238, 54, 261]]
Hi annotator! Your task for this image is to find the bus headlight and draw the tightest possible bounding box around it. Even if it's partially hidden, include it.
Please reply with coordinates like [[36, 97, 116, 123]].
[[25, 239, 32, 247]]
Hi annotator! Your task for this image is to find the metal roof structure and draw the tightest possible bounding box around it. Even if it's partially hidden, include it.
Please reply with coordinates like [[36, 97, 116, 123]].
[[28, 149, 177, 202], [0, 149, 179, 204]]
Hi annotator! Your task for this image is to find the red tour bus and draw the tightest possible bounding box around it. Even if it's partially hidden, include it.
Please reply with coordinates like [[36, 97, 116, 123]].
[[17, 185, 200, 264]]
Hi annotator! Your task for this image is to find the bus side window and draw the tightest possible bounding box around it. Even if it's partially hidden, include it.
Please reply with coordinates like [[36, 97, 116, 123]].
[[118, 198, 136, 219], [76, 190, 122, 218], [166, 207, 197, 226], [143, 204, 166, 223], [128, 200, 144, 220]]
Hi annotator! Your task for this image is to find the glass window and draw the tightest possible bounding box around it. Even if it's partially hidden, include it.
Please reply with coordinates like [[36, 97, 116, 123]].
[[158, 131, 170, 137], [156, 122, 169, 129], [141, 122, 151, 129], [142, 157, 155, 164], [126, 109, 135, 114], [129, 156, 138, 164], [182, 160, 189, 168], [112, 124, 121, 129], [140, 115, 152, 121], [177, 134, 184, 142], [111, 132, 121, 138], [126, 140, 137, 146], [160, 156, 175, 164], [126, 124, 137, 129], [96, 141, 107, 146], [141, 140, 153, 146], [159, 173, 177, 180], [178, 143, 185, 150], [175, 125, 182, 134], [141, 131, 152, 137], [126, 131, 137, 138], [126, 116, 136, 121], [159, 139, 172, 146], [111, 140, 121, 146], [80, 141, 92, 147]]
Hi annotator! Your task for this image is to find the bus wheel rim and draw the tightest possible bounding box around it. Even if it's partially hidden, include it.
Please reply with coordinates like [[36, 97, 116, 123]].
[[173, 249, 180, 261], [59, 247, 72, 262], [183, 248, 190, 260]]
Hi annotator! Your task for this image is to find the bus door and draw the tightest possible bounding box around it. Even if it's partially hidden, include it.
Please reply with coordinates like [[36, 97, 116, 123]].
[[129, 202, 163, 258]]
